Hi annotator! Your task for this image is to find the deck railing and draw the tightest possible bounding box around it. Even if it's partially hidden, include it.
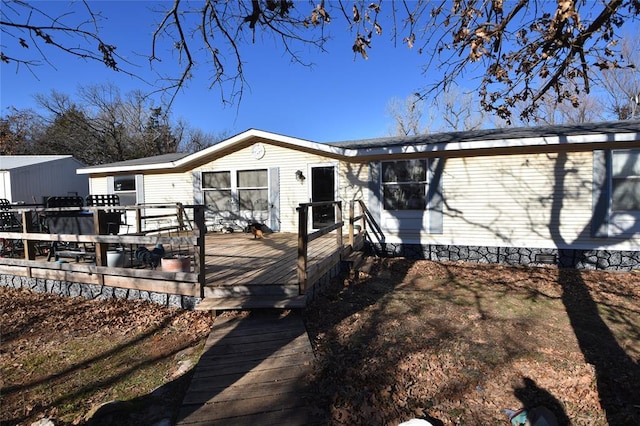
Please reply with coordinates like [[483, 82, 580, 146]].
[[296, 200, 371, 294], [0, 204, 207, 298], [350, 199, 385, 249]]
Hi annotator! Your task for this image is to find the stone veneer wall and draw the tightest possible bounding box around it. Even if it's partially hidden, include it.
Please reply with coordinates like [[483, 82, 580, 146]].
[[0, 274, 199, 310], [368, 243, 640, 271]]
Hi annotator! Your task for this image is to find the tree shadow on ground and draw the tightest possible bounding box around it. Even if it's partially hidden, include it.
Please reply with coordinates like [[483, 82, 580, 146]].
[[550, 151, 640, 424], [558, 267, 640, 424]]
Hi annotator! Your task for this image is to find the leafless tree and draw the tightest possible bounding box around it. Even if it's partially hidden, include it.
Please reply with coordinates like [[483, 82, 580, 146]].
[[435, 88, 485, 131], [598, 33, 640, 119], [2, 1, 638, 120], [30, 84, 184, 164], [179, 125, 228, 153], [386, 94, 428, 136], [0, 107, 44, 154]]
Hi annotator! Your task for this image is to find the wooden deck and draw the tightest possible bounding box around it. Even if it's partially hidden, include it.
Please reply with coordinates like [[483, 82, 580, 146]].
[[177, 310, 315, 425], [197, 231, 347, 309]]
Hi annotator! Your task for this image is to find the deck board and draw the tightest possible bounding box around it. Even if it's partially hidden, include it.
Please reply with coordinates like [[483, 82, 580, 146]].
[[202, 232, 343, 292], [177, 310, 314, 426]]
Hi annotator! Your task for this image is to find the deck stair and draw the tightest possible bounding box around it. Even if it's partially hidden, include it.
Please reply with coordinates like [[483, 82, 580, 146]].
[[195, 294, 306, 311], [343, 249, 375, 276], [196, 281, 305, 311]]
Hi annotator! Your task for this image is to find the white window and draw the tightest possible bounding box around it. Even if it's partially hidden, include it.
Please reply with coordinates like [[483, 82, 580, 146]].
[[202, 171, 232, 210], [612, 149, 640, 211], [382, 160, 427, 210], [237, 169, 269, 212], [113, 175, 136, 205]]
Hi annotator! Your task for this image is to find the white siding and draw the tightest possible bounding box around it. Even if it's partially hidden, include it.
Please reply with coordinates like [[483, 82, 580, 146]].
[[379, 151, 638, 250], [143, 172, 193, 204], [195, 143, 367, 233], [88, 177, 109, 195]]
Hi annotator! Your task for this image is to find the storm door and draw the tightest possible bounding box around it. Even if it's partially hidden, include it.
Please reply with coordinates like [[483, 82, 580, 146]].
[[310, 165, 336, 229]]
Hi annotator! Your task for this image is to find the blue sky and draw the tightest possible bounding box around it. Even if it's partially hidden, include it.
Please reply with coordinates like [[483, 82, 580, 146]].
[[1, 1, 438, 143]]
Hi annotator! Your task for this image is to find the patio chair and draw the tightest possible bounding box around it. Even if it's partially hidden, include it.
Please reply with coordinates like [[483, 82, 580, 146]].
[[0, 199, 23, 257], [86, 194, 123, 235]]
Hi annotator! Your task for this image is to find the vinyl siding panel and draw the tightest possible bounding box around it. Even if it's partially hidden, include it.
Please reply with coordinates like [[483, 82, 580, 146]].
[[143, 173, 193, 204], [88, 177, 109, 195], [432, 151, 639, 249], [194, 143, 367, 233]]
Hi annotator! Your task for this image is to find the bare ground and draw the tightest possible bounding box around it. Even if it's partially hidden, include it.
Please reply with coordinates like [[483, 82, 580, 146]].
[[0, 288, 215, 426], [1, 259, 639, 425], [304, 258, 640, 425]]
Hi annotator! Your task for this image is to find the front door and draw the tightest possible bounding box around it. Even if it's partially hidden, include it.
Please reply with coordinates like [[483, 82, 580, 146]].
[[310, 165, 336, 229]]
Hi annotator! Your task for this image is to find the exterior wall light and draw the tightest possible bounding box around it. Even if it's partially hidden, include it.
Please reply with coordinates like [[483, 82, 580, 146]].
[[296, 170, 306, 182]]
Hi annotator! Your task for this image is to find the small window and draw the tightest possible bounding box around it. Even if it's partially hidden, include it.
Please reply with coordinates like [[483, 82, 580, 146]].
[[238, 169, 268, 211], [203, 171, 231, 189], [382, 160, 427, 210], [202, 171, 232, 210], [113, 175, 136, 205], [612, 150, 640, 211]]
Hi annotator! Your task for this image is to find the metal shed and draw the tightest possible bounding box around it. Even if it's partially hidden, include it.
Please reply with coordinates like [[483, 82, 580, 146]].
[[0, 155, 88, 204]]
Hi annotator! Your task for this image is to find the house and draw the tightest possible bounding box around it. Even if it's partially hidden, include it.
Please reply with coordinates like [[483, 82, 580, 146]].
[[0, 155, 88, 204], [77, 120, 640, 270]]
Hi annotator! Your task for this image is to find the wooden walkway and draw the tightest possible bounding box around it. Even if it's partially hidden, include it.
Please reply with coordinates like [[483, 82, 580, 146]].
[[177, 310, 315, 425]]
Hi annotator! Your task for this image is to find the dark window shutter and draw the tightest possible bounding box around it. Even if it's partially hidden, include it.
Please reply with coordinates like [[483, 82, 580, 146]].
[[269, 167, 280, 231], [427, 157, 444, 234], [591, 150, 611, 238]]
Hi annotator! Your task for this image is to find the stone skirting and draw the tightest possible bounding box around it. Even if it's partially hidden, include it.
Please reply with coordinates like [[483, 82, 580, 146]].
[[368, 243, 640, 271], [0, 274, 199, 309]]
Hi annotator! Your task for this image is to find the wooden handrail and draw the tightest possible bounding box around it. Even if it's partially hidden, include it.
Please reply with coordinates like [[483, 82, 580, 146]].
[[296, 201, 344, 294], [357, 200, 385, 245]]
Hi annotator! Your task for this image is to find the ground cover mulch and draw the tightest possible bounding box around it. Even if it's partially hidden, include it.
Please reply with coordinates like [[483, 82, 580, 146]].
[[304, 258, 640, 425], [0, 288, 215, 425], [1, 259, 638, 425]]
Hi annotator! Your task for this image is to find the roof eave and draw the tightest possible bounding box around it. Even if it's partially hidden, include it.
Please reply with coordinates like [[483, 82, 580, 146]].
[[350, 131, 640, 156], [78, 129, 357, 174]]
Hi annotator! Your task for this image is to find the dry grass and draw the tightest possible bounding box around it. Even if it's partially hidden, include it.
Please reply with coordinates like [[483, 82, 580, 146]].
[[1, 258, 639, 425], [0, 288, 215, 425], [305, 258, 640, 425]]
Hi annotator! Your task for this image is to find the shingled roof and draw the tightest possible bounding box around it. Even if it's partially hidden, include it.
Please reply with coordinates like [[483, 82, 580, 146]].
[[326, 119, 640, 149]]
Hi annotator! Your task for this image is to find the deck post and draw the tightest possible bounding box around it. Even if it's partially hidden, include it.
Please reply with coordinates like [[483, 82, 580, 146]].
[[336, 201, 343, 249], [193, 205, 206, 299], [21, 210, 37, 261], [348, 200, 355, 248], [93, 209, 108, 266], [297, 205, 308, 294], [135, 206, 142, 234]]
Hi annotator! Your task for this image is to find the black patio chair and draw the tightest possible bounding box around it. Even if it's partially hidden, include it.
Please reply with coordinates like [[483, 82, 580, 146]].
[[0, 199, 23, 257], [86, 194, 123, 235]]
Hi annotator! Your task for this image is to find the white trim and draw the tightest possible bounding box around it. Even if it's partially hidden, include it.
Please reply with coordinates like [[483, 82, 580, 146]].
[[77, 129, 351, 174], [353, 132, 640, 157]]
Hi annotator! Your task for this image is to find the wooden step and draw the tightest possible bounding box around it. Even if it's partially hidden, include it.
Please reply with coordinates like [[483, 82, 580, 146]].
[[203, 284, 300, 298], [343, 251, 376, 275], [195, 295, 307, 311]]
